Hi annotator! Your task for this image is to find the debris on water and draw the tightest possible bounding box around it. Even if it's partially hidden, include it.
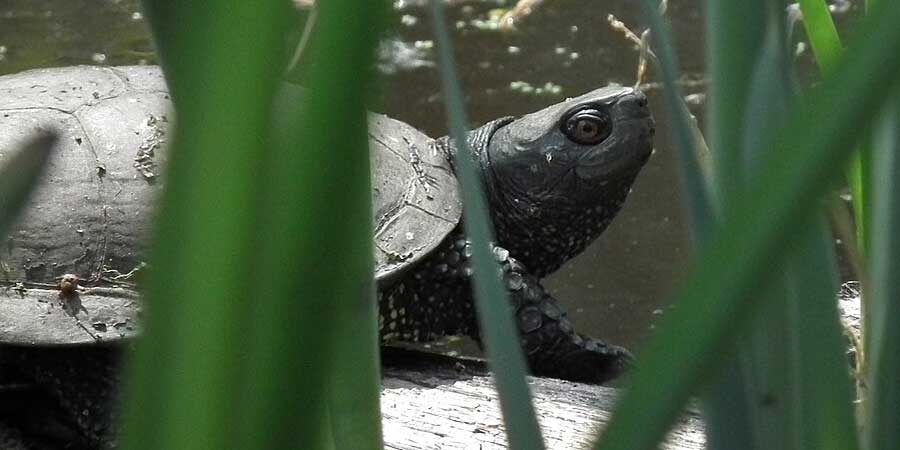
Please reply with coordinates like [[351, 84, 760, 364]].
[[509, 80, 563, 97], [400, 14, 418, 26], [510, 80, 535, 94], [829, 0, 851, 14], [377, 39, 435, 74], [413, 40, 433, 50]]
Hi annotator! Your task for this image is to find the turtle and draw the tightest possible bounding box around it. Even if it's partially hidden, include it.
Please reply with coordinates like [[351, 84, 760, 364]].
[[0, 65, 654, 448]]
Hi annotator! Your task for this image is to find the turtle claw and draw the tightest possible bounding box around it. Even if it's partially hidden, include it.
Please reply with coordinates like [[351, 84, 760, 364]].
[[552, 338, 634, 384]]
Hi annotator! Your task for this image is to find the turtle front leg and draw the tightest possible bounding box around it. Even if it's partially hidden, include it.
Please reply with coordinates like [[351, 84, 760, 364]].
[[381, 233, 632, 384], [488, 247, 633, 384]]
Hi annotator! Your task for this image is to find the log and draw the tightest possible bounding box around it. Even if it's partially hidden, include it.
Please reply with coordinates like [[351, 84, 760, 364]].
[[4, 280, 862, 450], [380, 349, 706, 450], [0, 346, 706, 450]]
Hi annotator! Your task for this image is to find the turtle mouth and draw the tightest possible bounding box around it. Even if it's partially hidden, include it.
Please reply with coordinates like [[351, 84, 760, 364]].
[[574, 147, 652, 179]]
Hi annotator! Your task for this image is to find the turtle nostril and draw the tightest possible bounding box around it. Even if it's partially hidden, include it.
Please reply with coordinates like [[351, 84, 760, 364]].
[[634, 91, 647, 108], [635, 92, 648, 108], [621, 90, 649, 116]]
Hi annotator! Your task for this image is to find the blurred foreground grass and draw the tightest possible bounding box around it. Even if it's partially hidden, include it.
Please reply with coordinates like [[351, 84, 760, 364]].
[[0, 0, 896, 449]]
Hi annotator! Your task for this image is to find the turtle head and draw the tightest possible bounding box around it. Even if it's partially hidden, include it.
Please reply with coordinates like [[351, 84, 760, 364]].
[[482, 86, 654, 212], [475, 86, 654, 274]]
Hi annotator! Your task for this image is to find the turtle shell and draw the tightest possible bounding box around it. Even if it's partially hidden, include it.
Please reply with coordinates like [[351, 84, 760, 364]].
[[0, 65, 169, 345], [369, 113, 461, 284], [0, 65, 461, 346]]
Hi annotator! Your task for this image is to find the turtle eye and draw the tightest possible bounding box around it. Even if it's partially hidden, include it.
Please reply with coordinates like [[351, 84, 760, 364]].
[[561, 106, 612, 145]]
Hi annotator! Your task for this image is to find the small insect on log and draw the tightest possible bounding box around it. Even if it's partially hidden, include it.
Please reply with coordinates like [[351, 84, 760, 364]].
[[58, 273, 79, 300]]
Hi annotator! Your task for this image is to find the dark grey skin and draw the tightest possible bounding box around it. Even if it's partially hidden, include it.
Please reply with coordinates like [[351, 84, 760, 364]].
[[378, 86, 654, 383], [0, 66, 652, 449]]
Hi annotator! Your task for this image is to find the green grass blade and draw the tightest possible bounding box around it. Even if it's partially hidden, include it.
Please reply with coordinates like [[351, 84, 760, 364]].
[[865, 98, 900, 450], [320, 3, 389, 443], [704, 0, 766, 204], [329, 305, 383, 450], [120, 2, 292, 450], [786, 222, 860, 450], [706, 8, 800, 450], [740, 289, 794, 450], [428, 1, 545, 449], [799, 0, 872, 372], [0, 133, 56, 240], [703, 360, 756, 450], [738, 4, 793, 173], [845, 148, 870, 258], [797, 0, 870, 260], [708, 283, 796, 450], [234, 0, 386, 446], [592, 4, 900, 450], [634, 5, 775, 448], [797, 0, 843, 75], [636, 0, 714, 241], [744, 20, 860, 446]]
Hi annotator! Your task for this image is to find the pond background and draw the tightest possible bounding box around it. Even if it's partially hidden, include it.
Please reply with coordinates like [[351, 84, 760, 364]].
[[1, 0, 850, 351]]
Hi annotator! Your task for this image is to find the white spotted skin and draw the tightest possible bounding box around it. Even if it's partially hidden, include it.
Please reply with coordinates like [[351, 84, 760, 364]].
[[378, 229, 476, 343], [490, 171, 641, 279]]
